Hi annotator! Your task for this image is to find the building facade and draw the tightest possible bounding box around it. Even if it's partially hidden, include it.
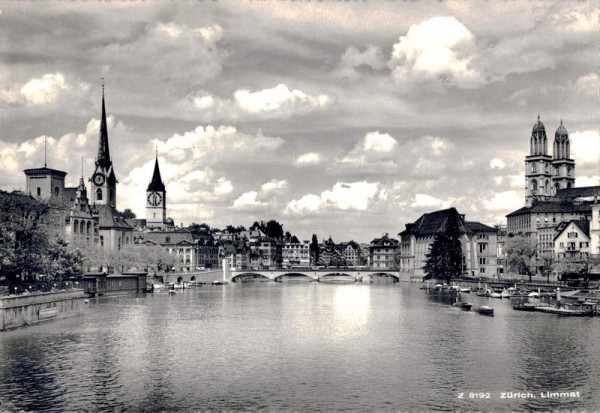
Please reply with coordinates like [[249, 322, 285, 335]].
[[369, 234, 399, 270], [398, 208, 499, 278]]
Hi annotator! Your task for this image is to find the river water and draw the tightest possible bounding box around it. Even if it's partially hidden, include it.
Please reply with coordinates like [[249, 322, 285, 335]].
[[0, 282, 598, 412]]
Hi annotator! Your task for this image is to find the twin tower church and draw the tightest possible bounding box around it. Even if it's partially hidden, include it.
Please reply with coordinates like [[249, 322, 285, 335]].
[[23, 89, 171, 252], [525, 116, 576, 207]]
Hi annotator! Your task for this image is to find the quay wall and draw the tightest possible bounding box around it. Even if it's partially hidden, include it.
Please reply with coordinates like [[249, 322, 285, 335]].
[[79, 273, 148, 297], [0, 290, 86, 331], [164, 270, 223, 284]]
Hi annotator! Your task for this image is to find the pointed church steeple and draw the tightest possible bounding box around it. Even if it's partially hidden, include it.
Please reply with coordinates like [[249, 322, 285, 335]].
[[97, 84, 112, 170], [91, 81, 117, 209], [146, 149, 167, 229], [147, 151, 166, 192]]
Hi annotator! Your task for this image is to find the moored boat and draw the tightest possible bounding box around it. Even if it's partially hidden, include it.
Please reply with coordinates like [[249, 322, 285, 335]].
[[475, 306, 494, 316]]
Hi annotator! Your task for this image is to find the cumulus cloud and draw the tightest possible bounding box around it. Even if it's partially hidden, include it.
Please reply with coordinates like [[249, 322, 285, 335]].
[[570, 131, 600, 165], [234, 84, 331, 115], [261, 179, 288, 193], [483, 190, 522, 211], [336, 45, 387, 78], [577, 176, 600, 187], [155, 125, 284, 166], [285, 181, 380, 215], [99, 22, 225, 88], [389, 16, 482, 88], [490, 158, 506, 169], [182, 84, 332, 121], [574, 73, 599, 96], [1, 73, 69, 106], [231, 191, 268, 211], [296, 152, 323, 166], [339, 131, 398, 165], [410, 193, 452, 209]]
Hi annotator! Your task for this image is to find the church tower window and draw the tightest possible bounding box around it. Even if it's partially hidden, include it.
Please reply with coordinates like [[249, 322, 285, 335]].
[[36, 187, 41, 196], [97, 188, 103, 201], [532, 164, 537, 173], [532, 180, 537, 192]]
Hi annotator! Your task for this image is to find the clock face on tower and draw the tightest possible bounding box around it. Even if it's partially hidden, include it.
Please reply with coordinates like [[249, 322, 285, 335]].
[[92, 173, 105, 186], [147, 192, 162, 206]]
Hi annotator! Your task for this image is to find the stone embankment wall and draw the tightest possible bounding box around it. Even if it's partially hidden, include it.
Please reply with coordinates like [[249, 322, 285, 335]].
[[0, 290, 86, 331]]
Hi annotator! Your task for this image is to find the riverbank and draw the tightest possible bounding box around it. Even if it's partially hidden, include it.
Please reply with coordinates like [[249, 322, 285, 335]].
[[0, 290, 86, 331]]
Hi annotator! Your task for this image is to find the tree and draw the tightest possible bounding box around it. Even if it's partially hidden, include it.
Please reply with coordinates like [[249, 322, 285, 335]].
[[264, 220, 284, 239], [46, 238, 85, 280], [310, 234, 320, 267], [0, 192, 51, 281], [504, 235, 537, 281], [188, 223, 212, 234], [554, 255, 600, 287], [422, 212, 464, 284], [116, 208, 136, 219]]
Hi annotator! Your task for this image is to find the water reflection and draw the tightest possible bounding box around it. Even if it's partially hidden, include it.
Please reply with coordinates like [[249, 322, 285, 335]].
[[330, 285, 370, 340], [0, 283, 598, 411]]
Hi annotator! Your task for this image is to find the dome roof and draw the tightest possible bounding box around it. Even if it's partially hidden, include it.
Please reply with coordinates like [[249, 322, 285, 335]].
[[555, 120, 568, 141], [165, 217, 175, 225], [532, 115, 545, 133]]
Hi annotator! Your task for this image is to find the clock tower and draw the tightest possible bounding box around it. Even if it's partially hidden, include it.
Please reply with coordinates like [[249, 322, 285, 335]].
[[146, 152, 167, 229], [91, 86, 117, 209]]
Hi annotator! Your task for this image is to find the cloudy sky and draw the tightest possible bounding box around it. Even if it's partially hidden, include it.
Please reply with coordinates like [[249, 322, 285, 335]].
[[0, 1, 598, 242]]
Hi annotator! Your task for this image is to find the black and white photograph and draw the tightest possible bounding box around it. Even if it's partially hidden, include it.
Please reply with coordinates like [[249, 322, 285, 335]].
[[0, 0, 599, 411]]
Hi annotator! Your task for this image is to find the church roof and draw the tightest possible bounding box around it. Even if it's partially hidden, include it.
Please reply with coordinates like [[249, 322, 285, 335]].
[[506, 206, 532, 217], [532, 116, 546, 133], [403, 207, 468, 236], [96, 91, 112, 170], [23, 167, 67, 177], [555, 121, 568, 139], [554, 186, 600, 200], [530, 201, 591, 214], [95, 204, 133, 230], [464, 221, 499, 233], [139, 230, 193, 245], [147, 156, 166, 192]]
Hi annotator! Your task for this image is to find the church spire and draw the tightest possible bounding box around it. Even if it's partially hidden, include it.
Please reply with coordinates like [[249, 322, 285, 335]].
[[147, 150, 166, 192], [97, 80, 111, 169]]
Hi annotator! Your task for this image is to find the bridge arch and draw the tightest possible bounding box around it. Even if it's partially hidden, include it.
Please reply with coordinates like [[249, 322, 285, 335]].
[[232, 273, 270, 282], [274, 273, 315, 282], [364, 272, 400, 282]]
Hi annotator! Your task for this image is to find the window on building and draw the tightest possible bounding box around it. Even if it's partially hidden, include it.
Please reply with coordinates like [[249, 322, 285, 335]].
[[479, 257, 486, 265], [531, 163, 537, 173], [36, 187, 41, 196], [96, 189, 103, 201], [54, 187, 59, 196], [478, 243, 487, 253], [480, 267, 485, 274]]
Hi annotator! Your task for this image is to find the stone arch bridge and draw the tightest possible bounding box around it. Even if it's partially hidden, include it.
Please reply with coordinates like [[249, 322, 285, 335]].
[[228, 269, 400, 283]]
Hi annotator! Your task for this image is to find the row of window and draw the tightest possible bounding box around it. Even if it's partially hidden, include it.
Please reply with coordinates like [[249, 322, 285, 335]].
[[530, 163, 572, 176]]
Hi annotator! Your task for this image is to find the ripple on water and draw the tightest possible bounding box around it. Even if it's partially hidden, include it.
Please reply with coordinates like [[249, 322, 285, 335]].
[[0, 284, 598, 411]]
